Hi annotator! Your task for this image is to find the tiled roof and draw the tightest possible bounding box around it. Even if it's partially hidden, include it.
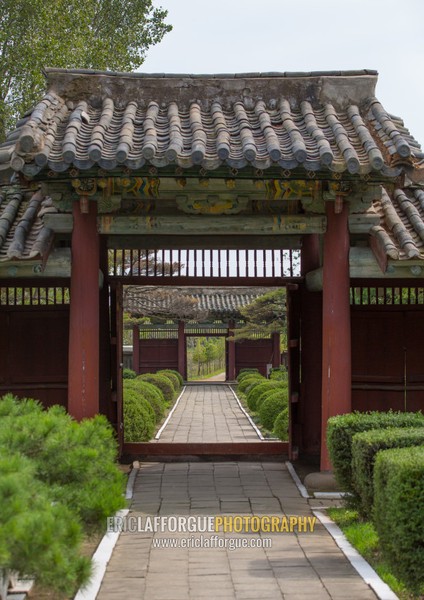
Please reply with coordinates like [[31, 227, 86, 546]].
[[0, 69, 421, 179], [124, 286, 271, 318], [0, 188, 57, 261], [370, 185, 424, 261]]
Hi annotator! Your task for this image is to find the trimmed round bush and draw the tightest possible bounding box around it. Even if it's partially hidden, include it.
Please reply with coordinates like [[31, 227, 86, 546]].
[[246, 381, 281, 411], [237, 368, 260, 382], [255, 381, 287, 410], [138, 373, 175, 403], [158, 369, 184, 387], [123, 368, 137, 379], [273, 408, 289, 441], [244, 378, 266, 397], [157, 369, 181, 391], [259, 392, 288, 430], [269, 367, 288, 382], [238, 374, 264, 393], [123, 388, 155, 442], [124, 380, 166, 423], [327, 410, 424, 496]]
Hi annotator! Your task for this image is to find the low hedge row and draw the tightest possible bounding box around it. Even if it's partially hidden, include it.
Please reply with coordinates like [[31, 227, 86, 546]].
[[258, 390, 287, 430], [237, 373, 265, 393], [246, 381, 283, 411], [236, 368, 260, 382], [374, 446, 424, 593], [273, 407, 289, 441], [138, 373, 175, 402], [352, 427, 424, 518], [326, 410, 424, 496]]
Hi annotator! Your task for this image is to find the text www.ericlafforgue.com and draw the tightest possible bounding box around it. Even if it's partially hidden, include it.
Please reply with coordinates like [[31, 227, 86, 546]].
[[151, 535, 272, 551]]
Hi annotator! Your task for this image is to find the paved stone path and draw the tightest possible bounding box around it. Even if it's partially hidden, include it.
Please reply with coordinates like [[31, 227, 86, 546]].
[[96, 461, 377, 600], [157, 385, 259, 443]]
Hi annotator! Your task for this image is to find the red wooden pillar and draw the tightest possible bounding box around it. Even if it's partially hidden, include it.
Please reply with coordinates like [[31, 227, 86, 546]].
[[68, 199, 99, 420], [300, 234, 322, 456], [321, 201, 351, 470], [178, 321, 186, 380], [132, 325, 140, 374], [272, 332, 280, 367], [228, 319, 236, 381]]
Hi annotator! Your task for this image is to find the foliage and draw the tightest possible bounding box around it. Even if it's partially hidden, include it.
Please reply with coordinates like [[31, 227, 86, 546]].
[[0, 0, 172, 139], [232, 289, 286, 342], [0, 452, 91, 598], [158, 369, 184, 387], [0, 405, 125, 530], [237, 374, 265, 393], [236, 368, 260, 382], [273, 408, 289, 441], [138, 373, 175, 402], [256, 381, 287, 410], [258, 391, 288, 430], [269, 367, 288, 381], [243, 378, 266, 397], [123, 368, 137, 379], [326, 410, 424, 497], [374, 447, 424, 593], [246, 381, 282, 412], [188, 337, 225, 379], [0, 395, 125, 595], [157, 369, 181, 391], [351, 427, 424, 518], [123, 379, 165, 423], [123, 388, 155, 442]]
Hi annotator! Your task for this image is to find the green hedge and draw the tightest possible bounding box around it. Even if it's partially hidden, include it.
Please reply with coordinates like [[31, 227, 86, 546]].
[[352, 427, 424, 518], [259, 392, 287, 430], [157, 369, 184, 387], [269, 367, 288, 381], [246, 381, 282, 411], [124, 379, 166, 423], [256, 381, 287, 410], [326, 410, 424, 495], [273, 408, 289, 441], [243, 378, 266, 397], [123, 388, 156, 441], [374, 446, 424, 593], [138, 373, 175, 403], [156, 369, 181, 391], [123, 368, 137, 379], [237, 374, 265, 393], [236, 368, 260, 382]]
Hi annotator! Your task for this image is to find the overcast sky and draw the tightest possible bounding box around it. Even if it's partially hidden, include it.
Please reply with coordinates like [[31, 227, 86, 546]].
[[142, 0, 424, 146]]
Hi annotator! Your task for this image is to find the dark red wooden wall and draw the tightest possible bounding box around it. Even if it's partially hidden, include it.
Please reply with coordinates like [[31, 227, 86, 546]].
[[136, 339, 179, 374], [234, 339, 275, 377], [351, 308, 424, 412], [0, 306, 69, 408]]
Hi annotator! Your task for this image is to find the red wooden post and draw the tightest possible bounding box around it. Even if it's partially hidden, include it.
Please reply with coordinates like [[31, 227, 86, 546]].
[[68, 199, 99, 420], [228, 319, 236, 380], [300, 234, 323, 456], [178, 320, 186, 380], [272, 332, 280, 367], [132, 325, 140, 374], [321, 201, 351, 470]]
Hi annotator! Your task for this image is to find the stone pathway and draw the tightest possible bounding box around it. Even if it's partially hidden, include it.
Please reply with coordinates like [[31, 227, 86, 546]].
[[96, 461, 377, 600], [157, 385, 259, 443]]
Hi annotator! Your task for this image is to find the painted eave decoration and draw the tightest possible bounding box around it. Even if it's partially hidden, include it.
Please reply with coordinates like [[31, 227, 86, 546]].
[[0, 68, 422, 179]]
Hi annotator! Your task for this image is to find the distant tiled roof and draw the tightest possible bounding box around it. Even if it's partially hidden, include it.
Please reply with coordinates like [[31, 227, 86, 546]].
[[0, 188, 57, 261], [0, 69, 421, 179], [370, 185, 424, 261], [124, 286, 271, 318]]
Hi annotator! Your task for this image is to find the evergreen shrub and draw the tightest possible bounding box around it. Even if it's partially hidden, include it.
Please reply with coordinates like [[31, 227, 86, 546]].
[[138, 373, 175, 402], [351, 427, 424, 518], [258, 391, 288, 430], [326, 410, 424, 495], [273, 408, 289, 441], [373, 446, 424, 593]]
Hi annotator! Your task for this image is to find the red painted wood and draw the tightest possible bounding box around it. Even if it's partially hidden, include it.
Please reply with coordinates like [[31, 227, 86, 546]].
[[178, 320, 186, 380], [132, 325, 140, 374], [138, 339, 179, 373], [68, 200, 100, 420], [321, 202, 351, 471], [227, 320, 236, 380], [299, 234, 322, 456], [122, 442, 288, 458], [235, 338, 275, 377]]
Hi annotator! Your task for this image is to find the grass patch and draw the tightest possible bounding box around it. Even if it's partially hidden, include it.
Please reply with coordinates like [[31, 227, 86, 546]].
[[327, 507, 422, 599]]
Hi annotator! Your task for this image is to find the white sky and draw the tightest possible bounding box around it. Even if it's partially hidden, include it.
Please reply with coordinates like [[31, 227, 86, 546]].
[[142, 0, 424, 146]]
